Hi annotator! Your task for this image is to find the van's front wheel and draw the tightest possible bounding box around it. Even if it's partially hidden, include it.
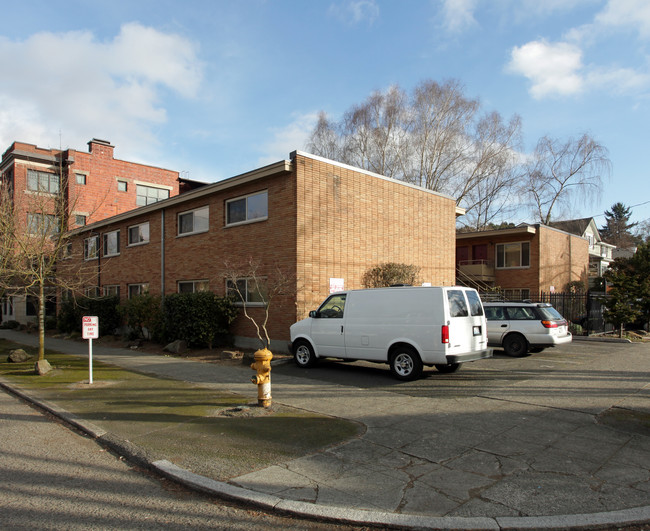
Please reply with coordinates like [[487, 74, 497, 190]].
[[293, 340, 317, 368], [389, 347, 423, 381]]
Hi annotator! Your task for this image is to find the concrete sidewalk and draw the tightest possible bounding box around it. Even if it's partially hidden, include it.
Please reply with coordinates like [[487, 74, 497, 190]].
[[1, 329, 649, 530]]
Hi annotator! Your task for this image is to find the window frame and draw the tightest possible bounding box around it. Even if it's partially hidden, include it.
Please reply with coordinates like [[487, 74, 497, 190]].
[[75, 214, 87, 226], [177, 280, 209, 293], [75, 173, 87, 185], [177, 206, 209, 236], [225, 190, 268, 227], [103, 229, 120, 257], [127, 283, 149, 298], [136, 184, 170, 206], [226, 277, 266, 306], [127, 222, 150, 246], [103, 285, 120, 297], [84, 235, 100, 260], [27, 169, 59, 194], [496, 242, 530, 269], [26, 213, 59, 236], [117, 180, 128, 192]]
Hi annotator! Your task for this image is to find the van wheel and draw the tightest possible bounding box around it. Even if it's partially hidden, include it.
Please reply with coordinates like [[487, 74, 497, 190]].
[[389, 347, 423, 381], [435, 363, 460, 373], [293, 340, 317, 368], [503, 333, 528, 357]]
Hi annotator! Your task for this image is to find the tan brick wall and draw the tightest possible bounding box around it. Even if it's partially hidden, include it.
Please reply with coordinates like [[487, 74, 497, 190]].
[[294, 154, 457, 318]]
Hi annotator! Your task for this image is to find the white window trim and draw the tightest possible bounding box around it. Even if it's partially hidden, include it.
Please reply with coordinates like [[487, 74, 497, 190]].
[[84, 235, 100, 261], [127, 283, 149, 298], [177, 206, 209, 237], [496, 241, 530, 270], [127, 222, 150, 246], [225, 190, 268, 227], [103, 285, 120, 297], [103, 229, 121, 257], [177, 280, 209, 293]]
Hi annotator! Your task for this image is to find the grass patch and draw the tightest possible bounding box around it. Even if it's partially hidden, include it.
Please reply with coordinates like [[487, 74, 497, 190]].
[[0, 338, 363, 479]]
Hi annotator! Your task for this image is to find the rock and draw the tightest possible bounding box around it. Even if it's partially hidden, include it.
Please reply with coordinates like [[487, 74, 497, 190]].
[[7, 349, 31, 363], [34, 359, 52, 375], [163, 340, 187, 354]]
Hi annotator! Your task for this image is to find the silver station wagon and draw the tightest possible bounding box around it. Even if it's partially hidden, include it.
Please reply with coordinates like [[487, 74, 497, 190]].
[[483, 301, 572, 357]]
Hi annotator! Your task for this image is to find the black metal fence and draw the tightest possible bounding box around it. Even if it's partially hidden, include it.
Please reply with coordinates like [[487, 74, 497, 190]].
[[481, 290, 611, 334]]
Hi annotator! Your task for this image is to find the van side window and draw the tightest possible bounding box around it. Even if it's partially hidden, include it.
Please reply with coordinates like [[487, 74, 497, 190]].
[[318, 294, 346, 318], [447, 290, 469, 317], [465, 290, 484, 316]]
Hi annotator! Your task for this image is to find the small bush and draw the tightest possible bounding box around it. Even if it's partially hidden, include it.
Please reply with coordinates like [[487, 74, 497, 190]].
[[118, 294, 163, 341], [362, 262, 421, 288], [0, 320, 20, 330], [57, 296, 121, 336]]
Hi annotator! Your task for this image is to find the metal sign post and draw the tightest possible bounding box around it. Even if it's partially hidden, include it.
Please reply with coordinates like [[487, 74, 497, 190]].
[[82, 316, 99, 384]]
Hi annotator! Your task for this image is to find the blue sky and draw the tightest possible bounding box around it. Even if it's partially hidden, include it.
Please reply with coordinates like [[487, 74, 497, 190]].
[[1, 0, 649, 226]]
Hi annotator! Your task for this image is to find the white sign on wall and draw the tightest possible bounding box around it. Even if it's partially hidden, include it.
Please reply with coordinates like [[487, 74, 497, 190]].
[[329, 278, 345, 293]]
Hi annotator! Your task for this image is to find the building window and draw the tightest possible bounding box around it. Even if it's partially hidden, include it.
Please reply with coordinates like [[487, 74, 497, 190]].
[[503, 289, 531, 301], [136, 184, 170, 206], [27, 169, 59, 194], [84, 235, 100, 260], [27, 213, 59, 236], [103, 230, 120, 256], [62, 242, 73, 259], [75, 215, 87, 226], [75, 173, 87, 185], [128, 222, 149, 245], [496, 242, 530, 269], [226, 190, 268, 226], [178, 280, 209, 293], [226, 278, 265, 305], [117, 180, 128, 192], [84, 286, 101, 298], [103, 285, 120, 297], [178, 206, 209, 236], [128, 283, 149, 298]]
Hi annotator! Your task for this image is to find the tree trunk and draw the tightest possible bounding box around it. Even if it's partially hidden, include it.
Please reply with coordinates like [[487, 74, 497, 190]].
[[38, 279, 45, 361]]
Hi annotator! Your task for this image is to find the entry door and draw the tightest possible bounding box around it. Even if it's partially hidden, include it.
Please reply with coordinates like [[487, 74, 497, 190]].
[[310, 293, 347, 357], [473, 244, 488, 262]]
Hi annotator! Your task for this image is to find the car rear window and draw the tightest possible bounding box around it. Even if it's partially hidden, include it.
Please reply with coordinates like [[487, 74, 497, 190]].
[[538, 306, 564, 320], [447, 290, 469, 317], [465, 290, 484, 316]]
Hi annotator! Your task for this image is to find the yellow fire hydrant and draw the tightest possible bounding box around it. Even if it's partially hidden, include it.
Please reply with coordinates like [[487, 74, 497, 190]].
[[250, 348, 273, 407]]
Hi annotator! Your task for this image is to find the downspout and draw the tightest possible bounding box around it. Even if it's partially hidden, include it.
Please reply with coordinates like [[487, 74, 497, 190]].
[[161, 209, 165, 302]]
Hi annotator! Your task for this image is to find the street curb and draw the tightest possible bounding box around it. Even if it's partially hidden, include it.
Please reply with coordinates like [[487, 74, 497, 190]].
[[572, 336, 633, 343], [2, 377, 649, 530]]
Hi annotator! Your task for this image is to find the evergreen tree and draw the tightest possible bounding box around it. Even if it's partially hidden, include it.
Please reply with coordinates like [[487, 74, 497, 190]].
[[603, 257, 640, 337], [600, 202, 638, 248]]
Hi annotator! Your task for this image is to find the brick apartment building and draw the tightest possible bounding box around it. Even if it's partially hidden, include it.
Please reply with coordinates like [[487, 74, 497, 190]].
[[0, 138, 184, 323], [456, 224, 589, 299], [61, 151, 462, 350]]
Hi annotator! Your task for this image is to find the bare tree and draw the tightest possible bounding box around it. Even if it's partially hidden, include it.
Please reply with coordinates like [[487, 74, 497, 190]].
[[522, 134, 610, 224], [306, 79, 522, 229], [223, 258, 296, 351], [0, 163, 96, 367]]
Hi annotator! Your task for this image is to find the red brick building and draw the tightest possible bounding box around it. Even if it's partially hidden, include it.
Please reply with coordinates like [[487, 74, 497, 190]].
[[0, 138, 182, 323], [456, 224, 589, 299], [62, 151, 462, 350]]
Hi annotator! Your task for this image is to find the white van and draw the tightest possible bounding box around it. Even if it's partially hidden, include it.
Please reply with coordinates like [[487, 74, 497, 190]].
[[289, 286, 492, 380]]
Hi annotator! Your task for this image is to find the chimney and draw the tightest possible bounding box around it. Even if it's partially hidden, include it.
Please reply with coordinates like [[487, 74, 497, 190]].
[[88, 138, 114, 158]]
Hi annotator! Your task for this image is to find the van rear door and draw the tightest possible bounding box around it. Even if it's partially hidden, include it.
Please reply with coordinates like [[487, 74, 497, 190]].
[[444, 288, 487, 355]]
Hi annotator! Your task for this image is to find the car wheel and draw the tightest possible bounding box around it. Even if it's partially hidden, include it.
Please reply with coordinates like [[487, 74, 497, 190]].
[[293, 340, 317, 368], [389, 347, 423, 381], [503, 333, 529, 357], [435, 363, 461, 373]]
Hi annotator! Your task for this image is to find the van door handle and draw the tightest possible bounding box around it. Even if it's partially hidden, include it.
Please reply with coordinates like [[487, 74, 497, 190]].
[[340, 326, 344, 334], [501, 324, 508, 328]]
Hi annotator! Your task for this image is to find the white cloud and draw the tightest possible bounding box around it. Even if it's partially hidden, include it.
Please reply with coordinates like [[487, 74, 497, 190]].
[[257, 112, 319, 167], [0, 23, 202, 159], [439, 0, 478, 33], [508, 40, 584, 99], [595, 0, 650, 39], [328, 1, 380, 26]]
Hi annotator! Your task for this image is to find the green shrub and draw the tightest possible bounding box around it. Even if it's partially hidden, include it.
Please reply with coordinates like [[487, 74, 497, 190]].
[[162, 291, 238, 348], [118, 294, 163, 340], [0, 320, 20, 330], [362, 262, 421, 288], [57, 296, 121, 336]]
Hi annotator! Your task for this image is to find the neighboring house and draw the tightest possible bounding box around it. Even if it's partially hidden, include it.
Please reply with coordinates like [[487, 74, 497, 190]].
[[456, 224, 589, 299], [61, 151, 463, 350], [0, 138, 181, 324], [548, 218, 615, 287]]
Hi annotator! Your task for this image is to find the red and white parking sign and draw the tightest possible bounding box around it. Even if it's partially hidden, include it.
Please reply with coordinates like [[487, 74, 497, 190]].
[[82, 316, 99, 339]]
